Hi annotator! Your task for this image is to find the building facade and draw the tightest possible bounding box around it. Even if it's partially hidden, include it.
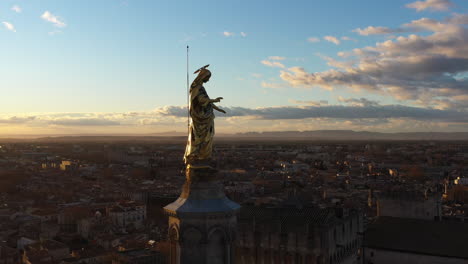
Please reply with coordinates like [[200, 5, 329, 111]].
[[236, 205, 363, 264]]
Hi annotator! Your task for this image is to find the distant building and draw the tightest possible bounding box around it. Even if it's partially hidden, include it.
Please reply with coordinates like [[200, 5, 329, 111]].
[[58, 207, 90, 233], [30, 208, 58, 223], [377, 190, 441, 220], [364, 217, 468, 264], [16, 237, 36, 251], [60, 160, 76, 171], [77, 211, 112, 240], [109, 201, 146, 230], [22, 239, 70, 264], [61, 246, 110, 264], [0, 245, 19, 264], [112, 249, 165, 264], [236, 205, 363, 264]]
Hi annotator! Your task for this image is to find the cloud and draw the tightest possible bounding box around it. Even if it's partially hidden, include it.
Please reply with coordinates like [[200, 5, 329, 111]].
[[324, 36, 340, 45], [268, 56, 286, 61], [251, 73, 263, 78], [261, 81, 288, 89], [48, 30, 62, 36], [338, 97, 380, 107], [157, 104, 468, 122], [11, 5, 21, 13], [307, 37, 320, 43], [49, 118, 120, 126], [278, 13, 468, 111], [353, 26, 406, 36], [341, 36, 356, 41], [1, 105, 467, 134], [448, 13, 468, 25], [0, 116, 35, 124], [406, 0, 453, 12], [41, 11, 66, 28], [354, 14, 468, 36], [223, 31, 247, 37], [290, 99, 329, 106], [261, 60, 285, 68], [0, 113, 130, 128], [319, 54, 356, 69], [403, 17, 449, 32], [2, 22, 16, 32]]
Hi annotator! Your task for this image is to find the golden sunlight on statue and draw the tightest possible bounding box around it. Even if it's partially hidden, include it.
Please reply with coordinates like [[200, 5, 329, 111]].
[[183, 65, 226, 167]]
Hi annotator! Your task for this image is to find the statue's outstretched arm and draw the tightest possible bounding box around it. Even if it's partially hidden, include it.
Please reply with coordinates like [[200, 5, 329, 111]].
[[212, 104, 226, 114], [211, 97, 223, 103], [198, 96, 223, 106]]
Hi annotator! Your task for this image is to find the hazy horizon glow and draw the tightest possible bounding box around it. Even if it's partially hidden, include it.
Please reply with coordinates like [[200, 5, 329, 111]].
[[1, 0, 467, 135]]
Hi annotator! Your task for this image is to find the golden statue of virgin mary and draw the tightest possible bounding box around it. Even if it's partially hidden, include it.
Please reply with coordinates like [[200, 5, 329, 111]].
[[183, 65, 226, 166]]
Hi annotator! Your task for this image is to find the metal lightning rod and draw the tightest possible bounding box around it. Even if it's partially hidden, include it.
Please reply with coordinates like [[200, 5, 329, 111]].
[[187, 46, 190, 134]]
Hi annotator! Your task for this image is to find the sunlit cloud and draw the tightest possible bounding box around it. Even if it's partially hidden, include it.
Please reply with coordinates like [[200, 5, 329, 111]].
[[353, 14, 468, 36], [251, 73, 263, 78], [2, 22, 16, 32], [341, 36, 356, 41], [353, 26, 405, 36], [223, 31, 247, 37], [49, 118, 120, 126], [406, 0, 453, 12], [157, 104, 468, 124], [0, 116, 35, 124], [261, 60, 285, 68], [324, 36, 340, 45], [41, 11, 67, 28], [337, 97, 379, 107], [289, 99, 329, 106], [0, 104, 467, 135], [448, 13, 468, 25], [278, 13, 468, 112], [307, 37, 320, 43], [268, 56, 286, 61], [11, 5, 22, 13], [48, 30, 62, 36], [261, 81, 287, 89]]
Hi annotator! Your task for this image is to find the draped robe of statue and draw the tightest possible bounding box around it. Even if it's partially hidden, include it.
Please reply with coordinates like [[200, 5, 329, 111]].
[[184, 69, 215, 165]]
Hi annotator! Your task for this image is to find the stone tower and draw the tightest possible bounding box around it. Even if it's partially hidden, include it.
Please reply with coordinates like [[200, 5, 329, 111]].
[[164, 166, 240, 264]]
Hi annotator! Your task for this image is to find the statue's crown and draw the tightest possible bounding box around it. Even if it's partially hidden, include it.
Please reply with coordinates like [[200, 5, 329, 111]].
[[194, 64, 210, 74]]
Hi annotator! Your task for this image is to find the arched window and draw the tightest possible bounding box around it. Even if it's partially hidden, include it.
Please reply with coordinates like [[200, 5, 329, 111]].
[[207, 230, 226, 264]]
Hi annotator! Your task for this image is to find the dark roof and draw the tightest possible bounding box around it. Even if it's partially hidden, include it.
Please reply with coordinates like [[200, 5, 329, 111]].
[[364, 217, 468, 259], [117, 248, 163, 259], [238, 205, 346, 231], [27, 239, 68, 251], [0, 246, 18, 257]]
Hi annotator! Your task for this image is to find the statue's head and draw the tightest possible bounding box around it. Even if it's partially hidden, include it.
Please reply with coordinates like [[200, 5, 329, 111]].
[[202, 71, 211, 83], [192, 65, 211, 88]]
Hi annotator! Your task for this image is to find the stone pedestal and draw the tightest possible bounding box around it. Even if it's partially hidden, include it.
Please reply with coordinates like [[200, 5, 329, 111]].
[[164, 166, 240, 264]]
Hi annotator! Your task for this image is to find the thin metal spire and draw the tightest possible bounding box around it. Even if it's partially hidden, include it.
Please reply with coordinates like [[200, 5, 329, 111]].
[[187, 46, 190, 134]]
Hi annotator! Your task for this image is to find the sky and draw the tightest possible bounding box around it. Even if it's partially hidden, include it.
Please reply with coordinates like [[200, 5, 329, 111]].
[[0, 0, 467, 135]]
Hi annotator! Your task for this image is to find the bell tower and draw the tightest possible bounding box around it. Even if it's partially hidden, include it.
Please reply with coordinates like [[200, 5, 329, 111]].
[[164, 166, 240, 264]]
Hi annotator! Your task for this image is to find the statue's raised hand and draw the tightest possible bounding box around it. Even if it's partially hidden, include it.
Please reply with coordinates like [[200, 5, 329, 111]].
[[212, 97, 223, 103]]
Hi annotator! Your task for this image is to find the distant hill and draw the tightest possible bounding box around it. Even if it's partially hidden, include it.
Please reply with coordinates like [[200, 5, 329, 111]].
[[234, 130, 468, 140], [1, 130, 467, 142]]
